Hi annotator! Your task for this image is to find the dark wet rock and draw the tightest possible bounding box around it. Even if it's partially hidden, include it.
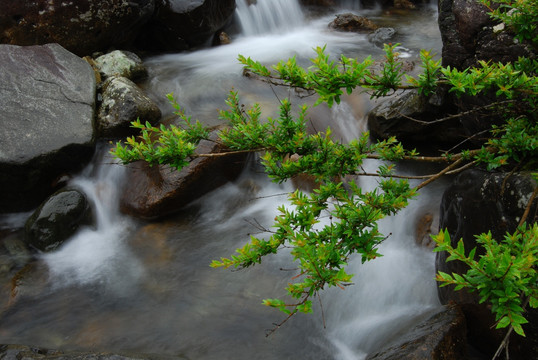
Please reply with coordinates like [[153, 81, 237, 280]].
[[329, 13, 379, 33], [0, 344, 183, 360], [94, 51, 148, 82], [24, 189, 93, 252], [368, 27, 396, 46], [438, 0, 534, 69], [437, 169, 538, 358], [366, 304, 467, 360], [136, 0, 236, 52], [120, 128, 248, 219], [367, 89, 466, 146], [0, 0, 155, 57], [97, 77, 161, 139], [0, 44, 96, 213]]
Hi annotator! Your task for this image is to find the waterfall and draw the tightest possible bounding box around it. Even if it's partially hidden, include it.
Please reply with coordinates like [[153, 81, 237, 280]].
[[42, 146, 143, 290], [235, 0, 305, 36]]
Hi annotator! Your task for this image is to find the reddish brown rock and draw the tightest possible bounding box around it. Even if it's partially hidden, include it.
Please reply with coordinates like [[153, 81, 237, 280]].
[[120, 129, 247, 219], [329, 13, 379, 33]]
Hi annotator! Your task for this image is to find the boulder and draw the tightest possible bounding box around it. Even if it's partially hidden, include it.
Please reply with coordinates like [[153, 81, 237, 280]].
[[368, 28, 397, 47], [367, 89, 466, 146], [366, 305, 467, 360], [94, 50, 148, 82], [24, 188, 94, 252], [438, 0, 534, 69], [329, 13, 379, 33], [120, 128, 247, 219], [136, 0, 236, 52], [0, 43, 96, 213], [98, 77, 161, 138], [0, 0, 155, 56], [437, 169, 538, 358]]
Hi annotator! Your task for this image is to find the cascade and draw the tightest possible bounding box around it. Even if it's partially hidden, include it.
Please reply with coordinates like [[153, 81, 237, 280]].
[[42, 147, 143, 290], [0, 2, 446, 359], [235, 0, 305, 36]]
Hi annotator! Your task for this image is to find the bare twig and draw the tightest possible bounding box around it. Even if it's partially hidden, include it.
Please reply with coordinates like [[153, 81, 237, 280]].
[[518, 186, 538, 227], [415, 157, 465, 190]]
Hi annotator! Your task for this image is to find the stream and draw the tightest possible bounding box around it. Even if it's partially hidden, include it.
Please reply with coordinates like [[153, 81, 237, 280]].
[[0, 1, 446, 359]]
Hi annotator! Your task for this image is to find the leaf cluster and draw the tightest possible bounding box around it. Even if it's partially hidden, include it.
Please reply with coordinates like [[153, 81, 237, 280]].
[[433, 224, 538, 336]]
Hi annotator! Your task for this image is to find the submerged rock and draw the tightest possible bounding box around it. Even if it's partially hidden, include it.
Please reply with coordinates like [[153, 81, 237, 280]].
[[120, 128, 247, 219], [24, 189, 94, 252], [0, 43, 96, 213], [97, 77, 161, 138], [0, 344, 182, 360]]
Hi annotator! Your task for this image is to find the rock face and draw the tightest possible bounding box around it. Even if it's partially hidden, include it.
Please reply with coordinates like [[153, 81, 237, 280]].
[[366, 305, 467, 360], [367, 89, 466, 146], [438, 0, 534, 69], [329, 13, 379, 33], [120, 129, 247, 219], [24, 189, 93, 252], [0, 44, 96, 213], [437, 169, 538, 358], [97, 77, 161, 138], [136, 0, 236, 52], [0, 0, 155, 56]]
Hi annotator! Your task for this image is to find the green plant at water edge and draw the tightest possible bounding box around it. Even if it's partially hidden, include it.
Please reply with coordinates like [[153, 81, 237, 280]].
[[112, 0, 537, 340], [433, 224, 538, 337]]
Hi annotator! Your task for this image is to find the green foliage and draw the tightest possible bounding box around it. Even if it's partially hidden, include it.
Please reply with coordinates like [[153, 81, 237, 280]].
[[481, 0, 538, 47], [113, 0, 537, 337], [433, 224, 538, 336], [111, 93, 209, 170]]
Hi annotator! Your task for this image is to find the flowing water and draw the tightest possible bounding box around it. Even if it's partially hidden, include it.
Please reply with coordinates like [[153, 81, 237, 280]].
[[0, 1, 445, 359]]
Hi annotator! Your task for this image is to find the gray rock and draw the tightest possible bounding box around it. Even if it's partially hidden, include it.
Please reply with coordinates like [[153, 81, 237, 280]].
[[0, 44, 96, 213], [98, 77, 161, 138], [367, 89, 466, 146], [94, 51, 148, 82], [367, 305, 467, 360], [24, 188, 93, 252], [368, 27, 396, 46]]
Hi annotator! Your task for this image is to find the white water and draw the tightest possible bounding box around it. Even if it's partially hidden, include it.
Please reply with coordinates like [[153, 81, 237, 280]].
[[42, 149, 143, 292], [0, 1, 445, 358], [235, 0, 305, 36]]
